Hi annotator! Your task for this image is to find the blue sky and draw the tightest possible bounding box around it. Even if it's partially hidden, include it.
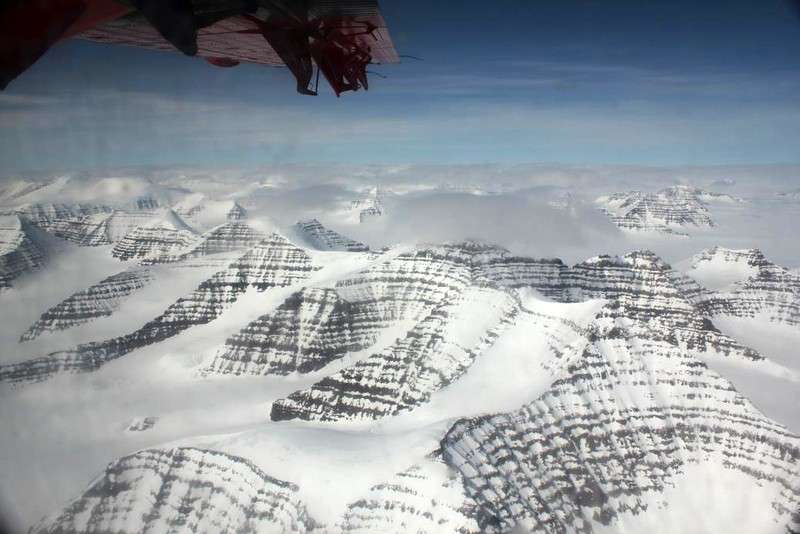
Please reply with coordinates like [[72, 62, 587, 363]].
[[1, 0, 799, 172]]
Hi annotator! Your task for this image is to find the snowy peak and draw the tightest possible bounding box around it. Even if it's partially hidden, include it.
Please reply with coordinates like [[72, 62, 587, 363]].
[[687, 247, 800, 326], [562, 250, 759, 360], [207, 242, 502, 381], [176, 221, 267, 259], [664, 184, 743, 204], [111, 210, 199, 262], [11, 202, 176, 247], [172, 196, 247, 231], [0, 215, 48, 289], [226, 201, 247, 221], [691, 246, 767, 267], [270, 286, 521, 422], [684, 246, 766, 290], [596, 185, 732, 236], [349, 187, 385, 223], [16, 203, 116, 246], [337, 457, 479, 533], [34, 448, 313, 534], [0, 234, 318, 384], [207, 286, 378, 376], [441, 302, 799, 533], [20, 268, 155, 342], [295, 219, 369, 252]]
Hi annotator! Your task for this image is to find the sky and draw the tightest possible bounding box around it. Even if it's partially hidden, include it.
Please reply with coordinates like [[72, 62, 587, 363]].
[[1, 0, 800, 173]]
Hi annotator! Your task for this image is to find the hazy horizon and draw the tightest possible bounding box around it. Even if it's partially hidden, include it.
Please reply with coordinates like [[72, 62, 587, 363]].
[[3, 0, 800, 172]]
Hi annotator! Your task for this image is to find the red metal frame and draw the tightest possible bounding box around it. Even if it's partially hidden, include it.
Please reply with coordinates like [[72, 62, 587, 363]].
[[1, 1, 398, 95]]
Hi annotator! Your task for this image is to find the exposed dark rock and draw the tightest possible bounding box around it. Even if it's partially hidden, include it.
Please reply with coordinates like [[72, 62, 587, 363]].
[[20, 267, 155, 341], [295, 218, 368, 252]]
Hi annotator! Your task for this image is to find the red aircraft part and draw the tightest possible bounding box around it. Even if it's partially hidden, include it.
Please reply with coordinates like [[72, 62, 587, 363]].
[[62, 0, 132, 39], [75, 7, 398, 95], [206, 57, 241, 67], [308, 17, 375, 96], [0, 0, 87, 89], [0, 0, 132, 89], [1, 1, 398, 95]]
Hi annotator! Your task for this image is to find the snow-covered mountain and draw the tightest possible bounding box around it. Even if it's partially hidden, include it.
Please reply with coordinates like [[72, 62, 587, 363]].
[[596, 185, 741, 236], [269, 246, 760, 424], [0, 215, 48, 290], [172, 196, 248, 231], [295, 219, 369, 252], [176, 220, 268, 259], [35, 448, 315, 534], [0, 173, 798, 534], [110, 210, 199, 262], [685, 247, 800, 326], [19, 267, 156, 341], [0, 234, 316, 384], [349, 186, 385, 223], [776, 189, 800, 201], [0, 180, 52, 204], [442, 309, 798, 533]]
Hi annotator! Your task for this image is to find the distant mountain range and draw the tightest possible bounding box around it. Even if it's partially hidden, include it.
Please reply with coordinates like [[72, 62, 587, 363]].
[[596, 185, 743, 236]]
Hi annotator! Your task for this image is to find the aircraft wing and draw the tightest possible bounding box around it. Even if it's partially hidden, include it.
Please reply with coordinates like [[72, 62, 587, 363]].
[[1, 0, 399, 95]]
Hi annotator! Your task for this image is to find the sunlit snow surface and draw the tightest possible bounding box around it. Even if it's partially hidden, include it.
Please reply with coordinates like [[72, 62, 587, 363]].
[[0, 169, 798, 533]]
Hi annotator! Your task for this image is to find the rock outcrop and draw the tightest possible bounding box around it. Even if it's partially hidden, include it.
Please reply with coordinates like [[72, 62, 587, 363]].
[[111, 212, 199, 262], [561, 251, 760, 360], [596, 185, 726, 235], [20, 268, 155, 341], [267, 245, 760, 423], [270, 286, 520, 422], [0, 235, 317, 383], [295, 219, 368, 252], [441, 305, 799, 532], [688, 247, 800, 326], [0, 215, 47, 289], [177, 221, 266, 259], [211, 243, 519, 380], [350, 187, 385, 223], [16, 203, 158, 246], [207, 287, 382, 376]]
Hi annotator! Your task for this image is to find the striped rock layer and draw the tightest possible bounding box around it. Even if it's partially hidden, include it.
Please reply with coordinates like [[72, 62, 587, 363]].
[[690, 247, 800, 326], [19, 222, 269, 342], [0, 235, 316, 384], [17, 203, 159, 246], [0, 215, 47, 289], [597, 185, 722, 235], [111, 222, 199, 262], [22, 241, 800, 534], [20, 268, 155, 341], [266, 246, 759, 423], [34, 448, 314, 534], [441, 307, 800, 533], [296, 218, 368, 252]]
